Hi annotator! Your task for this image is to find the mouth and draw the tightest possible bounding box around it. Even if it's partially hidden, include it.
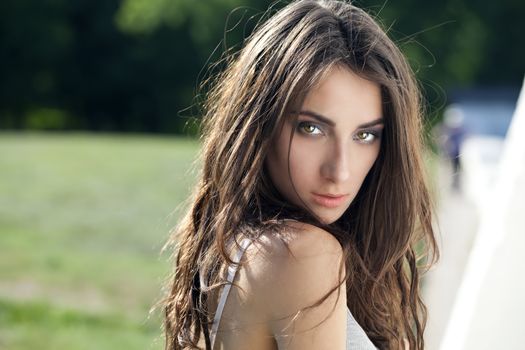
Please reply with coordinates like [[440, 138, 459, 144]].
[[311, 193, 349, 208]]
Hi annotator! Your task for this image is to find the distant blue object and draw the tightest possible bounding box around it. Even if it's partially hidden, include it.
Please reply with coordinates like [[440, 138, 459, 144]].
[[444, 87, 519, 140], [454, 102, 515, 138], [440, 100, 516, 157], [439, 89, 518, 192]]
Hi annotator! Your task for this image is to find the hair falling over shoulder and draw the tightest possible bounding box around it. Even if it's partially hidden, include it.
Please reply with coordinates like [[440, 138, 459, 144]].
[[161, 1, 440, 349]]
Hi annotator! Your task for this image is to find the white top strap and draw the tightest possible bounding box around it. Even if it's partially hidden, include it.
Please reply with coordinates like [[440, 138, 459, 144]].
[[209, 237, 252, 349]]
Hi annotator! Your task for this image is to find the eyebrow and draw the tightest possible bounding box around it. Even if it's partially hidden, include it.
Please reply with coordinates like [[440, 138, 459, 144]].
[[296, 110, 384, 128]]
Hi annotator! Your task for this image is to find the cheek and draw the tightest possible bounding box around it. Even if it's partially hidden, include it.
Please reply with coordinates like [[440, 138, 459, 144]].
[[266, 149, 287, 186], [268, 137, 323, 205], [290, 140, 319, 176], [266, 131, 302, 195], [354, 147, 380, 178], [288, 140, 323, 186]]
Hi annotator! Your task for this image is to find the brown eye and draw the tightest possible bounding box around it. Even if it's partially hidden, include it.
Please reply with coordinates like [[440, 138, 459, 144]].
[[357, 131, 370, 140], [353, 130, 379, 144], [303, 124, 316, 133], [297, 122, 322, 135]]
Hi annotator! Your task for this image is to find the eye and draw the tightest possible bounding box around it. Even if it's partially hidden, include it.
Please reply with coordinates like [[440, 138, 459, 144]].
[[353, 130, 379, 144], [297, 121, 323, 135]]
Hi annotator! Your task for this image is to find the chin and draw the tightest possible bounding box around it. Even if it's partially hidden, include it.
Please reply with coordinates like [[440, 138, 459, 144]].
[[317, 212, 344, 225], [315, 204, 352, 225]]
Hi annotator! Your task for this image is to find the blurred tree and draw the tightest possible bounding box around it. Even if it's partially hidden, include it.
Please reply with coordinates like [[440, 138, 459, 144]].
[[0, 0, 523, 134]]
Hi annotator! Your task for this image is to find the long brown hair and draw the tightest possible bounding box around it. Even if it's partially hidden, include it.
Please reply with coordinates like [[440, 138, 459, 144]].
[[162, 0, 439, 349]]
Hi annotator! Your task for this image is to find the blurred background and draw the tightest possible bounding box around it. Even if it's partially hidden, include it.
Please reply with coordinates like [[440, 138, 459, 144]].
[[0, 0, 524, 349]]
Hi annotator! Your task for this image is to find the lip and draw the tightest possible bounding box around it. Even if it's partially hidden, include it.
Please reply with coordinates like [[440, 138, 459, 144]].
[[311, 193, 349, 208]]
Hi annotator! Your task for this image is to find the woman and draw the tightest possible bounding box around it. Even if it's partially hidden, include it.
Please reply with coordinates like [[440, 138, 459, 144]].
[[163, 0, 439, 349]]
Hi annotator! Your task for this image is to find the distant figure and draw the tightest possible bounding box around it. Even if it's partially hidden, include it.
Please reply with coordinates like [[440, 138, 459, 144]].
[[440, 105, 466, 190]]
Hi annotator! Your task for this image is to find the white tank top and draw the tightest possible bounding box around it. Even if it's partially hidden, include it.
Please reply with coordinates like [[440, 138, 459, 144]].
[[209, 237, 378, 349]]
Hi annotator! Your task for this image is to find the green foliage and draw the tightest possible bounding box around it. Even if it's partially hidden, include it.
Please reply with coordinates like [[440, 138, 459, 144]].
[[116, 0, 179, 34], [0, 0, 523, 133], [116, 0, 268, 47], [24, 108, 70, 130]]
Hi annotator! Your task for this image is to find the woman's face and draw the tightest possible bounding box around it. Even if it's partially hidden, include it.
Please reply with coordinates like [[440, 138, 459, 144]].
[[265, 65, 383, 224]]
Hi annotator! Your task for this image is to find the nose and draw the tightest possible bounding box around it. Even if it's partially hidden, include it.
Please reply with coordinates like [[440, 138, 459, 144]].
[[321, 141, 350, 183]]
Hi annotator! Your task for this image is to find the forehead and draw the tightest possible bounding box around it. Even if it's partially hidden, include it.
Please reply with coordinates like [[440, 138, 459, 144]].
[[300, 65, 383, 126]]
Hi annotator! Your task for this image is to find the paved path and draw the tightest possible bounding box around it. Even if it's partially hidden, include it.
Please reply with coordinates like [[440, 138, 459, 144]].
[[422, 158, 479, 350]]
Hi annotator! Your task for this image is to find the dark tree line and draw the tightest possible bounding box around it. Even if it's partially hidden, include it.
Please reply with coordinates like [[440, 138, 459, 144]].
[[0, 0, 523, 134]]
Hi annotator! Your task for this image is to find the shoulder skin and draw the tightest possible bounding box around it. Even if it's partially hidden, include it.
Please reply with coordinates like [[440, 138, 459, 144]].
[[237, 221, 348, 349]]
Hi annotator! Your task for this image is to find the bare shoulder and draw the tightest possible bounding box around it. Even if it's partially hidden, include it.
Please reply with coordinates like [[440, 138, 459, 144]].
[[245, 221, 343, 262], [246, 221, 345, 304], [276, 220, 344, 258], [238, 221, 347, 348]]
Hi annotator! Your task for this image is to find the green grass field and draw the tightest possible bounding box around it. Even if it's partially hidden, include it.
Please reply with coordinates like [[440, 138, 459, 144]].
[[0, 132, 200, 350]]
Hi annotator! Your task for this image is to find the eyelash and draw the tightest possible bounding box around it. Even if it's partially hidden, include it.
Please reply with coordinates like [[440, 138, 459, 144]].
[[296, 121, 381, 144]]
